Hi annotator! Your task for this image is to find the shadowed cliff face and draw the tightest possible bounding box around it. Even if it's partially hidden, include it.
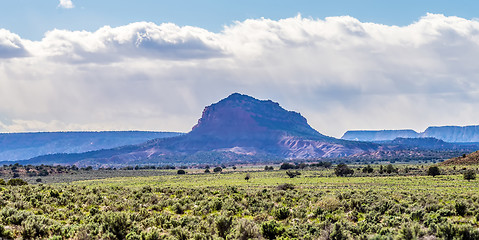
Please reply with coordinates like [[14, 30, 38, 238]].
[[190, 93, 324, 139], [148, 93, 369, 156], [23, 93, 377, 166]]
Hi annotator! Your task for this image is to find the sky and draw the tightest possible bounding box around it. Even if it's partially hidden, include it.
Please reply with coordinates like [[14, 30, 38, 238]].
[[1, 1, 479, 138]]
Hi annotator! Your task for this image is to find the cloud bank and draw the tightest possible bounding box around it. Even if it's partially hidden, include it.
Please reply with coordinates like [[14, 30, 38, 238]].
[[1, 14, 479, 137]]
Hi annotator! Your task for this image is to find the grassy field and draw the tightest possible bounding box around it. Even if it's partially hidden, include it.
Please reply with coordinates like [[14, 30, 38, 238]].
[[0, 166, 478, 239]]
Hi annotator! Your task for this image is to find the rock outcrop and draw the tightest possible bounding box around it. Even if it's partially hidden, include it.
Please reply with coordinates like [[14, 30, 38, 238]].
[[23, 93, 377, 166]]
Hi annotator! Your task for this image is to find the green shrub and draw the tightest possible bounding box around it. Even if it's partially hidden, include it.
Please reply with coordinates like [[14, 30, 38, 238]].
[[261, 220, 285, 240], [100, 212, 132, 240], [464, 169, 476, 181], [362, 165, 374, 173], [329, 222, 348, 240], [126, 231, 141, 240], [410, 210, 424, 221], [142, 227, 161, 240], [286, 170, 301, 178], [0, 224, 13, 239], [397, 224, 415, 240], [277, 183, 294, 190], [385, 164, 397, 174], [455, 201, 467, 216], [236, 218, 259, 240], [7, 178, 27, 186], [273, 206, 290, 220], [21, 215, 52, 239], [215, 215, 233, 239], [437, 222, 456, 240], [171, 227, 189, 240], [427, 166, 440, 177], [335, 164, 354, 176], [172, 203, 184, 214], [8, 209, 33, 225]]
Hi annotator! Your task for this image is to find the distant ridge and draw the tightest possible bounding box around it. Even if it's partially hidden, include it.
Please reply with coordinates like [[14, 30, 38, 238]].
[[342, 130, 418, 142], [0, 131, 183, 162], [24, 93, 377, 167], [342, 125, 479, 143]]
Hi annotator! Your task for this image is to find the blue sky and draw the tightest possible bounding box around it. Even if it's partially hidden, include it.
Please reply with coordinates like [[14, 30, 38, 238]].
[[2, 0, 478, 40], [1, 1, 479, 137]]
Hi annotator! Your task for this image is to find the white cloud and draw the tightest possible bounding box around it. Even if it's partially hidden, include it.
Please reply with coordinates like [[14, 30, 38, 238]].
[[2, 14, 479, 137], [34, 22, 224, 62], [0, 29, 28, 58], [58, 0, 74, 9]]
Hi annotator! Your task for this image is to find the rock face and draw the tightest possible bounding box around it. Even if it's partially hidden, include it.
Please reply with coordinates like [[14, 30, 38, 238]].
[[342, 126, 479, 143], [191, 93, 325, 139], [23, 93, 376, 166], [422, 126, 479, 142], [140, 93, 374, 159]]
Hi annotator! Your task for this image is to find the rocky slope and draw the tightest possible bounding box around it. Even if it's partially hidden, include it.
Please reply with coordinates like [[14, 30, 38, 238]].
[[23, 93, 377, 167], [441, 150, 479, 165]]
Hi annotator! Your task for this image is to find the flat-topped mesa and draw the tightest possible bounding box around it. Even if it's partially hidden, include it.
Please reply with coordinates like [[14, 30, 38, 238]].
[[23, 93, 377, 166], [342, 125, 479, 143], [422, 126, 479, 142], [190, 93, 325, 139]]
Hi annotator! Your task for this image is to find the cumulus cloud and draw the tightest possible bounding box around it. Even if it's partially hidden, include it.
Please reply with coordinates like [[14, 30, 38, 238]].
[[2, 14, 479, 137], [0, 29, 29, 58], [35, 22, 224, 62], [58, 0, 74, 9]]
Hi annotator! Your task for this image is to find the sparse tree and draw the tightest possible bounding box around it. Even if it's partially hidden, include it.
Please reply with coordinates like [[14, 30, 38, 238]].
[[280, 163, 296, 170], [427, 166, 440, 177], [177, 169, 186, 175], [464, 169, 476, 181], [362, 165, 374, 173], [335, 164, 354, 177], [213, 167, 223, 173], [385, 164, 397, 174]]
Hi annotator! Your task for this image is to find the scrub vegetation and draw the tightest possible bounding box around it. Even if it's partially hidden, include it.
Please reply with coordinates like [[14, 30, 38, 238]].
[[0, 164, 478, 239]]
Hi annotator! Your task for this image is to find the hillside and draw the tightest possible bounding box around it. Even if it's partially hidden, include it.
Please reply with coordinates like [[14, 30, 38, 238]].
[[441, 150, 479, 165], [23, 93, 377, 167], [0, 131, 182, 162]]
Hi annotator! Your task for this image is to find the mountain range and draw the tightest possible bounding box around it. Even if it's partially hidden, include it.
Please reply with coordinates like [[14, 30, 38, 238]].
[[16, 93, 377, 167], [2, 93, 477, 167], [342, 126, 479, 142], [0, 131, 182, 162]]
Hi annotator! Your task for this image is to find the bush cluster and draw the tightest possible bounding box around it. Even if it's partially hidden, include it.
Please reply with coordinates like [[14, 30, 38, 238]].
[[0, 168, 477, 239]]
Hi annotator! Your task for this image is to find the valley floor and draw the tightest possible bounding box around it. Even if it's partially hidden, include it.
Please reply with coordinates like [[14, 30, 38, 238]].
[[0, 167, 478, 239]]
